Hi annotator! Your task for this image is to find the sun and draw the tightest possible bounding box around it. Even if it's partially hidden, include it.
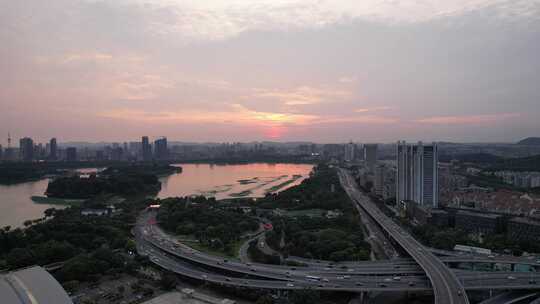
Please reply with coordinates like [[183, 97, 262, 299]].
[[264, 126, 287, 139]]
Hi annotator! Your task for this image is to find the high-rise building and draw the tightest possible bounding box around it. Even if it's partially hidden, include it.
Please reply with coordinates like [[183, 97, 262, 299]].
[[154, 137, 168, 160], [344, 142, 356, 162], [374, 164, 386, 196], [363, 144, 378, 172], [19, 137, 34, 161], [396, 141, 439, 208], [49, 138, 57, 160], [66, 147, 77, 162], [142, 136, 152, 161]]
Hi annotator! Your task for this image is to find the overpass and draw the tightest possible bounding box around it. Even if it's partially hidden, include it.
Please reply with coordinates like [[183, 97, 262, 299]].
[[133, 169, 540, 302], [338, 169, 469, 303], [135, 212, 540, 292]]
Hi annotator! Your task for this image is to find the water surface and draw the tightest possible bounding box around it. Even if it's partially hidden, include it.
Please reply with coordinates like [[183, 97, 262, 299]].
[[158, 163, 313, 200], [0, 179, 58, 228]]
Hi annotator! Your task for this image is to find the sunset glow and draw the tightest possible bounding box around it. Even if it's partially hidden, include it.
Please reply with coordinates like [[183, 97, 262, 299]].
[[1, 0, 539, 142]]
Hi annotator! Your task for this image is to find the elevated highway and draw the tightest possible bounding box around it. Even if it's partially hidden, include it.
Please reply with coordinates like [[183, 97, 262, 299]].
[[339, 169, 469, 303]]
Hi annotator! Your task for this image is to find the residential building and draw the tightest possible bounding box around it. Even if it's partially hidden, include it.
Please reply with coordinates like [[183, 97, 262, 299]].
[[374, 164, 386, 196], [19, 137, 34, 161], [66, 147, 77, 161], [454, 210, 501, 236], [142, 136, 152, 161], [396, 141, 439, 208], [363, 144, 377, 172], [508, 217, 540, 242], [344, 142, 356, 162], [49, 138, 57, 160], [154, 137, 168, 160]]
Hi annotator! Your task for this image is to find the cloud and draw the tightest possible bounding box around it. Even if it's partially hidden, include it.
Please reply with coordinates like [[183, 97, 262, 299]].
[[339, 76, 358, 83], [249, 86, 352, 106], [97, 0, 540, 42], [99, 103, 319, 126], [354, 106, 394, 113], [319, 115, 399, 124], [414, 113, 521, 124]]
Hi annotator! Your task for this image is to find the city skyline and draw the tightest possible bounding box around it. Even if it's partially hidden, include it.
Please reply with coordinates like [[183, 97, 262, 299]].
[[2, 1, 540, 143]]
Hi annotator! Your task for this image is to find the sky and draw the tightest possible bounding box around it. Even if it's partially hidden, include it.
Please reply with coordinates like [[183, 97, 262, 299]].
[[1, 0, 539, 144]]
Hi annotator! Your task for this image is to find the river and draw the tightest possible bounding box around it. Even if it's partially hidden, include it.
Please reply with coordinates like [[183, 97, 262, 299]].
[[0, 163, 313, 228]]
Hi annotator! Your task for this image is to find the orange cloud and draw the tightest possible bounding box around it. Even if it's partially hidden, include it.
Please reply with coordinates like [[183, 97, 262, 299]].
[[354, 106, 394, 113], [414, 113, 520, 124], [249, 86, 351, 106], [99, 104, 319, 126]]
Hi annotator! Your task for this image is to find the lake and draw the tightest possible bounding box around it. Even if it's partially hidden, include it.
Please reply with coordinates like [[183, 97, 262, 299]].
[[0, 179, 56, 229], [158, 163, 314, 200], [0, 163, 313, 228]]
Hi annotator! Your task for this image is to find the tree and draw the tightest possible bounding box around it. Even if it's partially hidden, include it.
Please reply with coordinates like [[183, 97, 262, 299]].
[[256, 295, 274, 304], [159, 273, 177, 290]]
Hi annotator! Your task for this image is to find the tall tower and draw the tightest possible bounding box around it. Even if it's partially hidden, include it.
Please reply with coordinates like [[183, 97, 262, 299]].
[[142, 136, 152, 161], [49, 138, 57, 160], [364, 144, 378, 172], [396, 141, 439, 208]]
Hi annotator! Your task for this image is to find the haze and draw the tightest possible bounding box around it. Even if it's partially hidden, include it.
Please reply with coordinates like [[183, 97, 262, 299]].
[[1, 0, 539, 143]]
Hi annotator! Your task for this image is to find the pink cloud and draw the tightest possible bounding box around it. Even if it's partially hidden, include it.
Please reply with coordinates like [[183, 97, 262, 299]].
[[414, 113, 520, 124]]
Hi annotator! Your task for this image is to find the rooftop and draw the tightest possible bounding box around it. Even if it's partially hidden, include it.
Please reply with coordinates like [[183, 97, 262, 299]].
[[0, 266, 72, 304]]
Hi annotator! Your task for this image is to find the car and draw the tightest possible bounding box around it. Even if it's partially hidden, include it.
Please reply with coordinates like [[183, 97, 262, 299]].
[[290, 267, 297, 270], [379, 283, 387, 287], [246, 263, 252, 266], [337, 276, 344, 280], [457, 291, 462, 296], [343, 275, 351, 279], [318, 284, 325, 287], [488, 255, 495, 259], [355, 282, 364, 286], [223, 259, 228, 263], [507, 276, 516, 280], [384, 278, 392, 282], [322, 278, 330, 283], [217, 262, 222, 265], [529, 279, 537, 284], [250, 268, 256, 272], [324, 267, 331, 271], [347, 268, 354, 272], [243, 281, 249, 285], [286, 283, 294, 287], [394, 265, 401, 269], [393, 276, 401, 281], [408, 281, 415, 286], [225, 278, 231, 281], [201, 275, 208, 279]]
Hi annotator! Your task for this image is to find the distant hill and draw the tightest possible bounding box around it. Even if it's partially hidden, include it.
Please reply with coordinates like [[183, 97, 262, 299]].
[[517, 137, 540, 145]]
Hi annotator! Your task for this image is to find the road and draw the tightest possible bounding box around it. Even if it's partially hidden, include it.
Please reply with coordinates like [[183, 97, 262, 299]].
[[137, 231, 540, 293], [135, 210, 540, 294], [338, 169, 469, 304]]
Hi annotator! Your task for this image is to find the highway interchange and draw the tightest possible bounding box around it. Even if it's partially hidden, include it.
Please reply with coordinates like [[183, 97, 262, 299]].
[[134, 168, 540, 303]]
